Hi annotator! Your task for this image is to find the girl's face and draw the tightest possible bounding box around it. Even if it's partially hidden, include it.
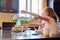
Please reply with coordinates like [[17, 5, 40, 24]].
[[42, 11, 48, 17]]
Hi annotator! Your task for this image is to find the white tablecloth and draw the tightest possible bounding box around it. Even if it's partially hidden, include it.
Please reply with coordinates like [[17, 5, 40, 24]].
[[12, 30, 43, 39]]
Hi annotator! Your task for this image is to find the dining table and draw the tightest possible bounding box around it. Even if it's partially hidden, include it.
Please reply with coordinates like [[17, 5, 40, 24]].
[[2, 22, 60, 40], [2, 28, 60, 40]]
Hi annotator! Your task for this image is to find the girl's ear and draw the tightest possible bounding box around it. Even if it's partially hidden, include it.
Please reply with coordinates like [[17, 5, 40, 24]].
[[46, 12, 49, 16]]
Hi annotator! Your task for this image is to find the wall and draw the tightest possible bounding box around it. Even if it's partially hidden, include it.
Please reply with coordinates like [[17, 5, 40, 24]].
[[54, 0, 60, 2], [54, 0, 60, 21], [41, 0, 47, 9], [0, 12, 16, 27]]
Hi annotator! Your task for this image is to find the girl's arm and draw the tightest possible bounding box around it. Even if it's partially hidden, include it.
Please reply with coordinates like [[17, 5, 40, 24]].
[[21, 10, 40, 18], [21, 10, 49, 22]]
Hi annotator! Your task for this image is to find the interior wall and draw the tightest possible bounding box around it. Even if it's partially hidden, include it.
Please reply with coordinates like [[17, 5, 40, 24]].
[[0, 12, 16, 27], [54, 0, 60, 2], [41, 0, 47, 9], [54, 0, 60, 21]]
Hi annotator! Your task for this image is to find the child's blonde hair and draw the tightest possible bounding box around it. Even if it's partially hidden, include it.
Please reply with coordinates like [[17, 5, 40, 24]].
[[43, 7, 59, 22]]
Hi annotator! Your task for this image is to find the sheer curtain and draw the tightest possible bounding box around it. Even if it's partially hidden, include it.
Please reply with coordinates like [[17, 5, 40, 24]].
[[19, 0, 47, 18]]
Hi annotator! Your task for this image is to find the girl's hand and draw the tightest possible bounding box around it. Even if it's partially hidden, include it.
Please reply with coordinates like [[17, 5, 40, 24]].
[[21, 10, 27, 13], [35, 29, 43, 34]]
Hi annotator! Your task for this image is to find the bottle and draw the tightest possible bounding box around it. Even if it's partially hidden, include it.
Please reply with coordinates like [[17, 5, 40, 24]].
[[16, 17, 21, 25]]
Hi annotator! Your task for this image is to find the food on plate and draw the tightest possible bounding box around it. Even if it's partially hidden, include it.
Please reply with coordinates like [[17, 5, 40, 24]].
[[12, 25, 22, 32], [12, 25, 29, 32]]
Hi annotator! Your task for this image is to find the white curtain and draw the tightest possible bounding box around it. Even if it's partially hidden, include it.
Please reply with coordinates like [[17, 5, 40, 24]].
[[19, 0, 43, 17]]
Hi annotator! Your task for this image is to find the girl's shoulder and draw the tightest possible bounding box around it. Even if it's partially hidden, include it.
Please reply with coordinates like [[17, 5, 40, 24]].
[[45, 16, 55, 22], [45, 16, 54, 20]]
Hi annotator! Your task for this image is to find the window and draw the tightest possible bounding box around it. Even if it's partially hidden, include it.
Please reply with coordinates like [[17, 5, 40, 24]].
[[49, 0, 54, 9], [0, 0, 6, 10], [19, 0, 43, 18]]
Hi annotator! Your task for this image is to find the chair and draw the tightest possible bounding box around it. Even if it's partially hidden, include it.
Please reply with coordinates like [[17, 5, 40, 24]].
[[2, 22, 16, 39], [2, 22, 16, 30]]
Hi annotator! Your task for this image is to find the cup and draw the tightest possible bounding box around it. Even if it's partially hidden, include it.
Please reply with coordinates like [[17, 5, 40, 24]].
[[43, 28, 50, 37]]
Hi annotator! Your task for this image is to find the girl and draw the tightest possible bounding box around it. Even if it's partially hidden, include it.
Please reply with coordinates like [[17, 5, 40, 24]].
[[21, 7, 59, 37]]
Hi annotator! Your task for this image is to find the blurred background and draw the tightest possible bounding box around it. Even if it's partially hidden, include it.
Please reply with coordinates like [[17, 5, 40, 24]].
[[0, 0, 60, 28], [0, 0, 60, 40]]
